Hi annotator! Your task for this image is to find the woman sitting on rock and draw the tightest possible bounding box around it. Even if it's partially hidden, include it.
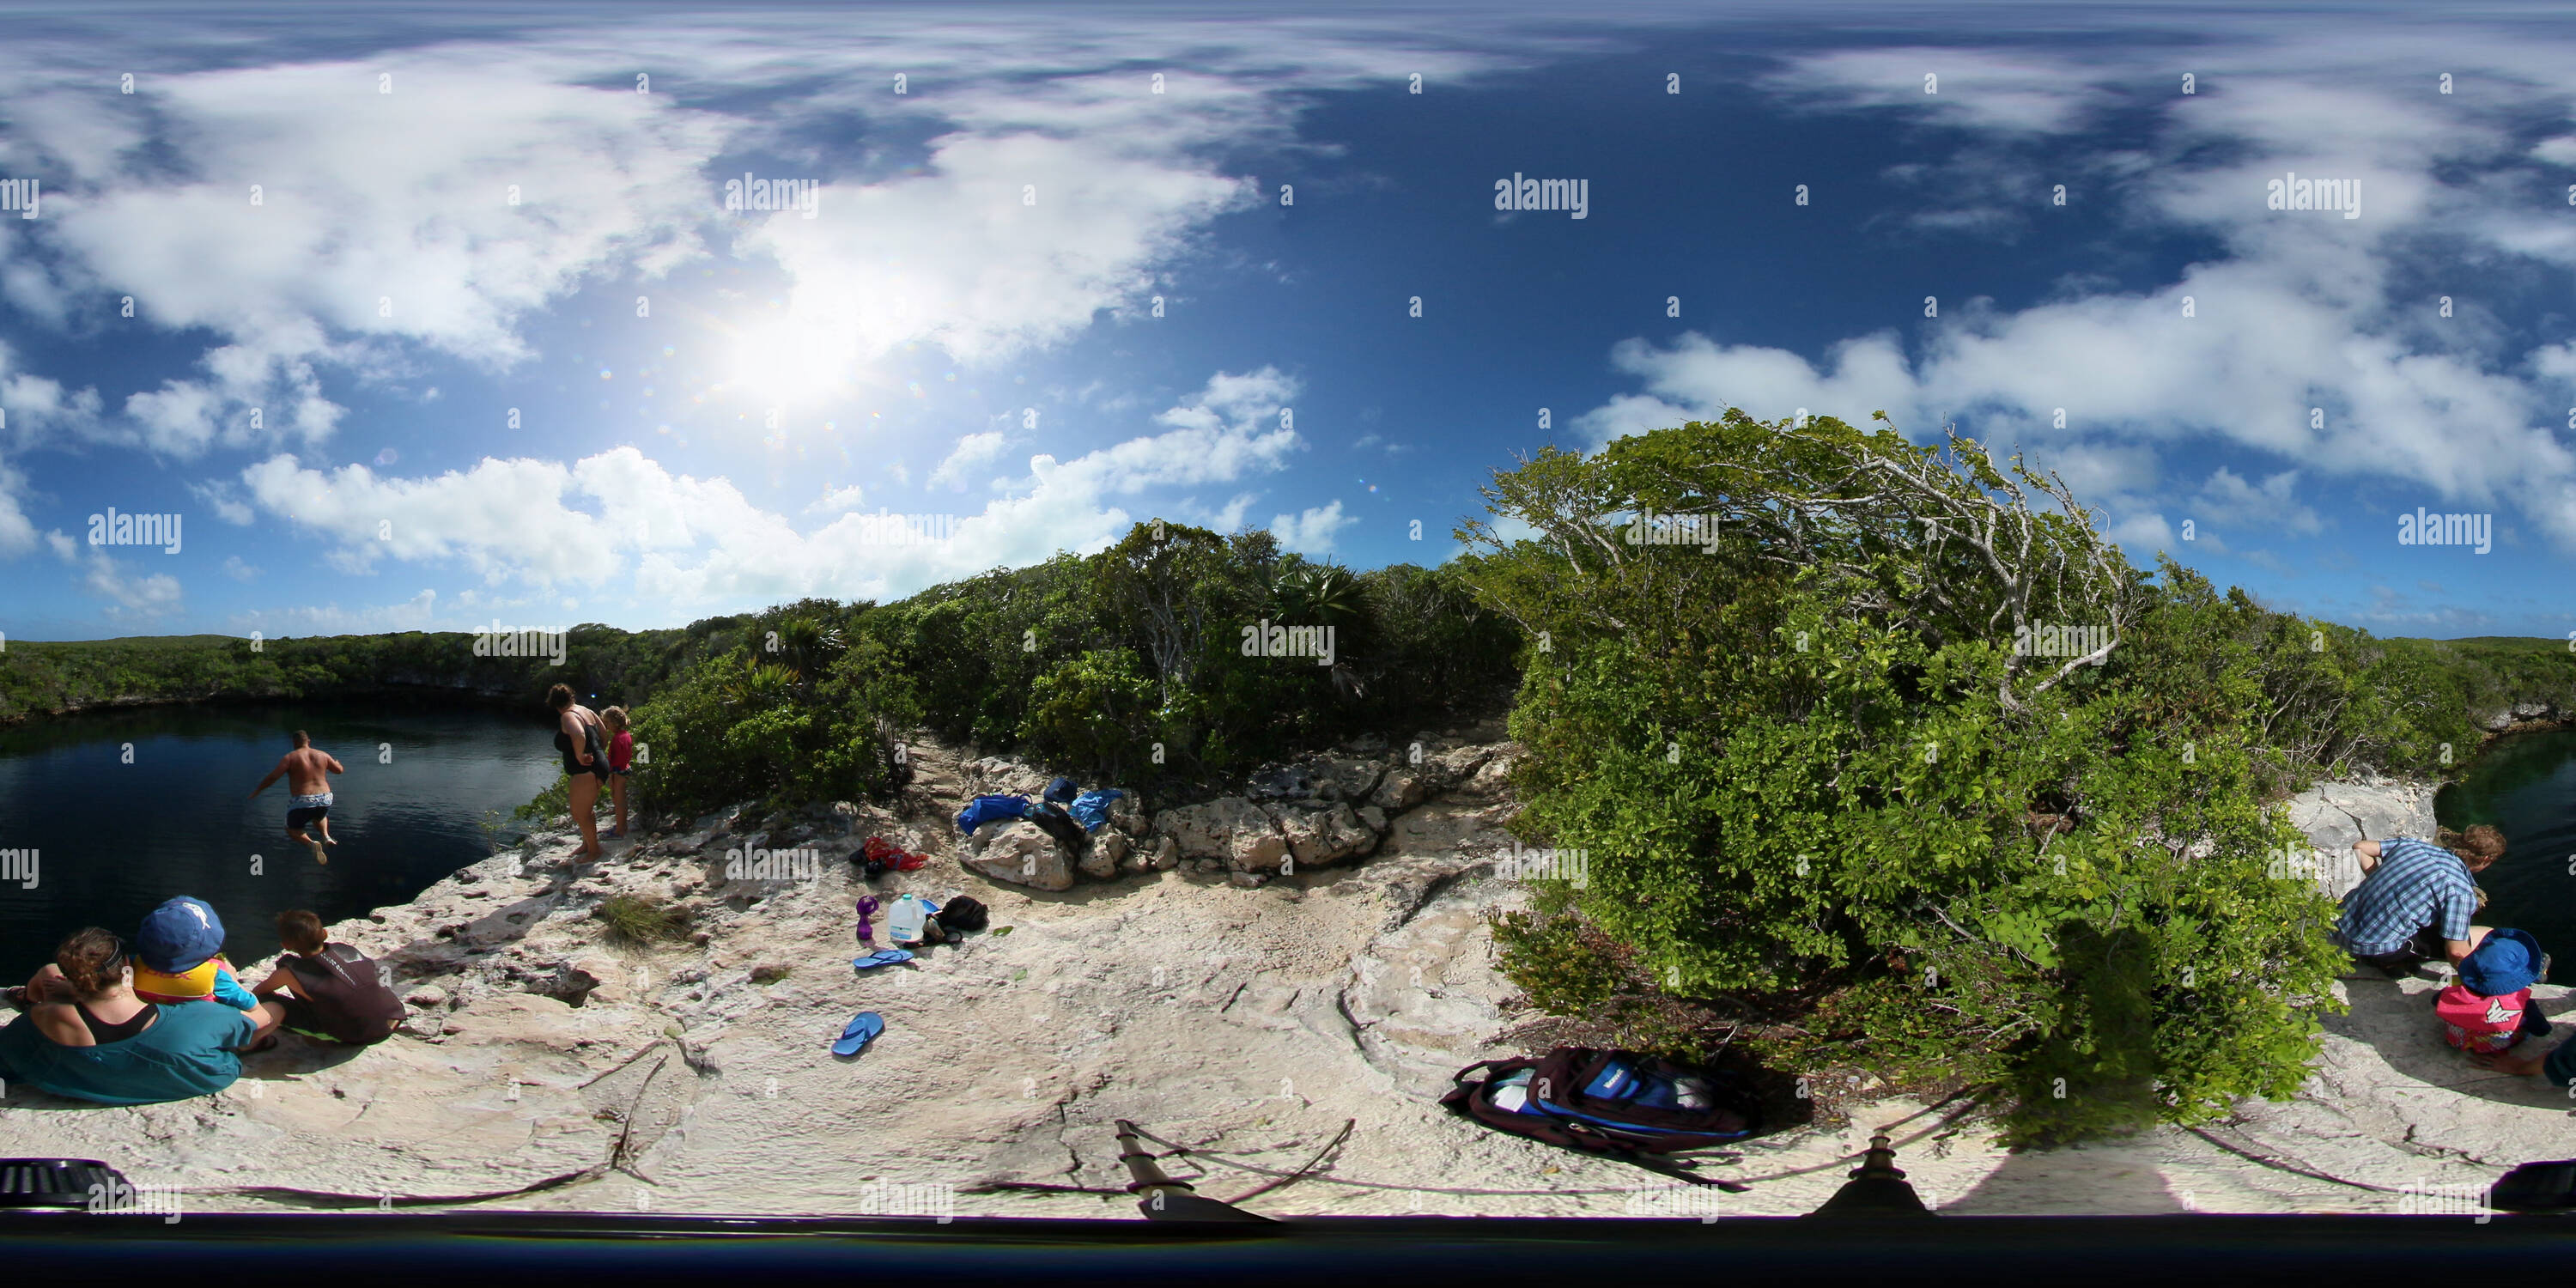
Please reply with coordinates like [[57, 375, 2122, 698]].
[[0, 927, 270, 1105]]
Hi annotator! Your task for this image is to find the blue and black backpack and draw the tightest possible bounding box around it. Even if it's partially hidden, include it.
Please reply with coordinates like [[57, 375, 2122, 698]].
[[1443, 1048, 1757, 1184]]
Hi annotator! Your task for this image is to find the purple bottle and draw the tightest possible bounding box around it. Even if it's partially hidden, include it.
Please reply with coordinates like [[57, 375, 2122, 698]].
[[854, 895, 881, 945]]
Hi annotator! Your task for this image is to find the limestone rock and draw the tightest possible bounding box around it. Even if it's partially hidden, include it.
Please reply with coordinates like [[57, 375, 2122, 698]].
[[2483, 708, 2517, 732], [1107, 792, 1148, 836], [1153, 795, 1285, 872], [1307, 753, 1386, 803], [1370, 766, 1433, 811], [2512, 701, 2555, 720], [2285, 779, 2439, 901], [1264, 800, 1381, 869], [962, 819, 1076, 891], [1078, 829, 1127, 880]]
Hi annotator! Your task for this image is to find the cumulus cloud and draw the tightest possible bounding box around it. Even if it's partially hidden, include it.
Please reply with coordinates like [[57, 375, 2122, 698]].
[[2195, 466, 2325, 537], [234, 589, 441, 638], [235, 368, 1304, 606], [1269, 500, 1355, 554], [46, 528, 183, 617], [927, 431, 1010, 490], [1584, 26, 2576, 558]]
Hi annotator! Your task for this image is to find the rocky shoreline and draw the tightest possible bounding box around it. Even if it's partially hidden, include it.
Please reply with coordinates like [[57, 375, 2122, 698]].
[[0, 735, 2567, 1218]]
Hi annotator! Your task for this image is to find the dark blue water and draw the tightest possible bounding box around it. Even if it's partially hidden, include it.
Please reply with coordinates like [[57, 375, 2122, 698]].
[[0, 702, 562, 983], [2439, 728, 2576, 984]]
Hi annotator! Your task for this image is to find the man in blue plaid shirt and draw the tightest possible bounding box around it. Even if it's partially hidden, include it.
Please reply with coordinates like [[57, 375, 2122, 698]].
[[2334, 826, 2506, 976]]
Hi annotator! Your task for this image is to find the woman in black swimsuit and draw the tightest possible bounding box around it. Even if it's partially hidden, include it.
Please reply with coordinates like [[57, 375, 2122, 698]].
[[549, 683, 613, 861], [11, 927, 157, 1047]]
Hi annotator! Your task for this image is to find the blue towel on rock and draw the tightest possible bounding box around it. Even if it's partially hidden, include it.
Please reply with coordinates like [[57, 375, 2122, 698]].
[[1068, 788, 1126, 832], [957, 794, 1033, 836]]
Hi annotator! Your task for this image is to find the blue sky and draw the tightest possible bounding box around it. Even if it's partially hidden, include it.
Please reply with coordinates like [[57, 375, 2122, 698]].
[[3, 2, 2575, 641]]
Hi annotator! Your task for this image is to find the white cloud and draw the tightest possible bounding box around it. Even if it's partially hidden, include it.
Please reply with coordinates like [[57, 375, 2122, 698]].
[[804, 484, 866, 515], [1270, 500, 1355, 554], [0, 453, 35, 558], [2106, 513, 2178, 561], [1597, 28, 2572, 560], [234, 589, 440, 637], [927, 431, 1010, 490], [2195, 466, 2325, 537], [189, 480, 256, 526], [1762, 49, 2122, 136], [234, 368, 1305, 605], [46, 529, 183, 618], [222, 555, 259, 581]]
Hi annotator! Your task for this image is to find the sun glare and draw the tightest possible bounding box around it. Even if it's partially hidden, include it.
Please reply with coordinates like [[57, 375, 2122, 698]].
[[725, 314, 849, 410]]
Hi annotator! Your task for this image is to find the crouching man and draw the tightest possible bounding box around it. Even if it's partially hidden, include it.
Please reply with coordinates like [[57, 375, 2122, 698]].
[[2333, 826, 2506, 978]]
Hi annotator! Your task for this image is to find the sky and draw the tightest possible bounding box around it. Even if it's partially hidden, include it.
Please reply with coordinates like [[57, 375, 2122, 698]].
[[3, 1, 2574, 641]]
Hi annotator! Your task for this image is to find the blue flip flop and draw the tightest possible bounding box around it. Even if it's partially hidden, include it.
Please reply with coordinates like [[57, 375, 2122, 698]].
[[832, 1011, 884, 1056], [851, 948, 914, 971]]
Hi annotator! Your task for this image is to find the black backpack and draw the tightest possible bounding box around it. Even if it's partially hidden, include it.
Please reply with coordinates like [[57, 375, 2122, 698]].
[[1442, 1048, 1755, 1188], [938, 896, 989, 933], [1028, 804, 1085, 853]]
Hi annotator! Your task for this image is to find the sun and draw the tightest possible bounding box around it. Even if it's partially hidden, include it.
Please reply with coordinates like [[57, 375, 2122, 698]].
[[724, 313, 851, 410]]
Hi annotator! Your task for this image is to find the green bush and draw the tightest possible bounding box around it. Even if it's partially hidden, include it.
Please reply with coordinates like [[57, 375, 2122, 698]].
[[1459, 410, 2350, 1143]]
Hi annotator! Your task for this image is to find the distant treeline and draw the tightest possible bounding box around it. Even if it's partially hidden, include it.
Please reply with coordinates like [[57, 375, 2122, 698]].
[[0, 531, 1523, 818], [0, 627, 706, 726], [628, 529, 1522, 816]]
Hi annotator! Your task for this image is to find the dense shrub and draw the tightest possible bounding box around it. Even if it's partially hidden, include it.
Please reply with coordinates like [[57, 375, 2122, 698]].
[[1459, 411, 2353, 1145]]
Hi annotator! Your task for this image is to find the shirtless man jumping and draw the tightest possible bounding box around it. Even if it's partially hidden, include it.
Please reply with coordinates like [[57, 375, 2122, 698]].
[[251, 731, 344, 865]]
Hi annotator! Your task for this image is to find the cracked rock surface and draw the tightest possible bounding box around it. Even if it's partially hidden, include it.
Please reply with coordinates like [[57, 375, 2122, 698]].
[[0, 761, 2541, 1218]]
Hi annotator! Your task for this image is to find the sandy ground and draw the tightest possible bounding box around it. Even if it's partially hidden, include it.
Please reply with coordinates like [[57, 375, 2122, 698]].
[[0, 742, 2550, 1218]]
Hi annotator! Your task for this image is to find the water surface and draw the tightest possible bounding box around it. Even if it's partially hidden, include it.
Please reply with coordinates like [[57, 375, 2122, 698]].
[[0, 702, 562, 983], [2439, 728, 2576, 983]]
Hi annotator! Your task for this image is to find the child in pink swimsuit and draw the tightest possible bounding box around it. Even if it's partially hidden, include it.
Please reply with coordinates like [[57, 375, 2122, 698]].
[[602, 706, 635, 838]]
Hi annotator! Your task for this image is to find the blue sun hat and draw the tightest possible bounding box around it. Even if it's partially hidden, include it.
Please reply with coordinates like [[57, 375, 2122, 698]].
[[2460, 927, 2547, 997], [136, 896, 226, 973]]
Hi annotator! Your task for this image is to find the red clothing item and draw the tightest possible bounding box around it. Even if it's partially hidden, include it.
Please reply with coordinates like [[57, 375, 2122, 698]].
[[2435, 983, 2532, 1053], [609, 730, 634, 772]]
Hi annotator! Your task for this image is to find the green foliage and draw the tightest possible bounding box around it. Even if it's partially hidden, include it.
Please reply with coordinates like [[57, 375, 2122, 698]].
[[0, 625, 709, 726], [1460, 410, 2354, 1144], [512, 772, 572, 826]]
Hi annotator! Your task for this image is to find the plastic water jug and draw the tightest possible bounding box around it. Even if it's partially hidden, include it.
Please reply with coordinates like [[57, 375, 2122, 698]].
[[888, 894, 929, 945]]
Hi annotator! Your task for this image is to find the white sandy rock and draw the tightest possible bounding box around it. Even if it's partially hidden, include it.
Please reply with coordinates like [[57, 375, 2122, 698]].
[[2284, 779, 2438, 901], [961, 819, 1076, 892], [1264, 800, 1382, 870]]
